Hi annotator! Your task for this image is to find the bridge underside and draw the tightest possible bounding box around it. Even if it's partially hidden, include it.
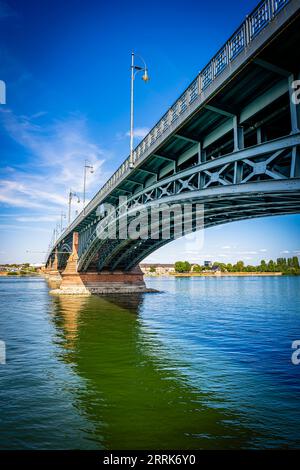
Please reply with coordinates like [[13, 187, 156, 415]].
[[45, 2, 300, 294], [94, 184, 300, 272]]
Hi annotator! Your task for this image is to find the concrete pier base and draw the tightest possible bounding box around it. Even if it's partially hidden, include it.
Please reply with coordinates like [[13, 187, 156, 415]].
[[49, 267, 154, 295], [42, 250, 62, 281], [47, 232, 156, 296], [46, 271, 62, 281]]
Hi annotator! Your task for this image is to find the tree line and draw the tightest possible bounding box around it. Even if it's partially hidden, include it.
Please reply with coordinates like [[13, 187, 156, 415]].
[[174, 257, 300, 275]]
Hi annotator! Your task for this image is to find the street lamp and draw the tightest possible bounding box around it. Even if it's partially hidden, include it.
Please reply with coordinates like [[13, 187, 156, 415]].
[[55, 222, 61, 240], [130, 51, 149, 169], [51, 228, 56, 246], [60, 211, 66, 232], [68, 190, 80, 224], [83, 160, 94, 213]]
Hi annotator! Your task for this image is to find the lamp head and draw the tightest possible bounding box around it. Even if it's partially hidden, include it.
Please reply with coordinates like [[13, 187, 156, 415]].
[[142, 68, 149, 82]]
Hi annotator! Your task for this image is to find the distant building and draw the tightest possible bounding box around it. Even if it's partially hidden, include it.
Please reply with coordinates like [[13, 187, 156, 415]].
[[140, 263, 174, 275], [212, 264, 221, 272], [204, 260, 212, 268]]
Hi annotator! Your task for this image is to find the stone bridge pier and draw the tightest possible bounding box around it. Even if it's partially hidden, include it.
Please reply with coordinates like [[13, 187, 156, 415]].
[[48, 232, 151, 296]]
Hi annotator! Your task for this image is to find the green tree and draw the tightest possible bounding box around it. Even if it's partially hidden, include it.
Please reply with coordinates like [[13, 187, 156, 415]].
[[226, 263, 233, 272], [267, 260, 275, 272], [245, 265, 256, 272], [260, 259, 267, 272], [192, 264, 202, 273], [175, 261, 191, 273], [234, 260, 244, 272]]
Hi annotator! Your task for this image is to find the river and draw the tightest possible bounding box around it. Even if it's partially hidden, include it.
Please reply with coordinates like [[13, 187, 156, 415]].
[[0, 276, 299, 449]]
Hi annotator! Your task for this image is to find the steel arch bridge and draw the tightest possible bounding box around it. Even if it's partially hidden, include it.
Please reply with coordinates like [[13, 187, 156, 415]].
[[46, 0, 300, 283]]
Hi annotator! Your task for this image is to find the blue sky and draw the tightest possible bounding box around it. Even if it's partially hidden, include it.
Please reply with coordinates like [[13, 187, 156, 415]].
[[0, 0, 299, 265]]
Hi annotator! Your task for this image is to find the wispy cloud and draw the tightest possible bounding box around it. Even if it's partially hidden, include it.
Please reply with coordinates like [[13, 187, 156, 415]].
[[126, 127, 150, 138], [15, 216, 59, 223], [0, 109, 111, 214], [0, 223, 50, 232], [117, 127, 150, 141]]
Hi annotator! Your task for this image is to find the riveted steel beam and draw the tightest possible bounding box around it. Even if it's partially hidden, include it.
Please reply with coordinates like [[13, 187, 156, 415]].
[[152, 153, 175, 162], [174, 134, 200, 144], [204, 105, 235, 118], [254, 58, 291, 77]]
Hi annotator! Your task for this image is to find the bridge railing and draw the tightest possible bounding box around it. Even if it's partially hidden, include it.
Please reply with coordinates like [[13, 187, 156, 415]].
[[88, 0, 290, 205], [48, 0, 292, 259]]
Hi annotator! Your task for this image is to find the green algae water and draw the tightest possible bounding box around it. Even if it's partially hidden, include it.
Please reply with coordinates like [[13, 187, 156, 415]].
[[0, 276, 300, 449]]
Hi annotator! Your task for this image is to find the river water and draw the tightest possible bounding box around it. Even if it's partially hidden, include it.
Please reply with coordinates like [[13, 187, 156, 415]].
[[0, 276, 299, 449]]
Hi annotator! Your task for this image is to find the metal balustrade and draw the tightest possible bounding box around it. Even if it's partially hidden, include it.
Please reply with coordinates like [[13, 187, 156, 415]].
[[92, 0, 290, 208], [229, 26, 245, 60], [49, 0, 292, 255]]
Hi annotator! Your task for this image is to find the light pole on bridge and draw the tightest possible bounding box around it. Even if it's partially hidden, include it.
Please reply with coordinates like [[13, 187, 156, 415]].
[[68, 190, 80, 224], [60, 211, 66, 232], [129, 52, 149, 169], [83, 160, 94, 214], [55, 222, 61, 241]]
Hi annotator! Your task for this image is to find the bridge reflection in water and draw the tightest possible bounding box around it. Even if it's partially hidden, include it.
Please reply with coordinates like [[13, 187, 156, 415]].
[[50, 293, 255, 449]]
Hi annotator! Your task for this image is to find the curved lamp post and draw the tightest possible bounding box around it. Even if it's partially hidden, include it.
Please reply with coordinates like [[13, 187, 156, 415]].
[[60, 211, 66, 232], [83, 160, 94, 214], [68, 190, 80, 224], [130, 52, 149, 169]]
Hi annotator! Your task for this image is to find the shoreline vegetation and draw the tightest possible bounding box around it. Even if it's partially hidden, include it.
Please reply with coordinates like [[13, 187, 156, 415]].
[[152, 271, 283, 277], [1, 257, 299, 278], [142, 257, 300, 277], [0, 263, 39, 277]]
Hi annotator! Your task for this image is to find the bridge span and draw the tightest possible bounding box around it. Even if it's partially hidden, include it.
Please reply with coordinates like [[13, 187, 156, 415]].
[[45, 0, 300, 294]]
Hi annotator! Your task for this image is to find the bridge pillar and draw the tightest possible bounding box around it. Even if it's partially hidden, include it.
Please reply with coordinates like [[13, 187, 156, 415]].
[[46, 249, 62, 281], [50, 232, 152, 295]]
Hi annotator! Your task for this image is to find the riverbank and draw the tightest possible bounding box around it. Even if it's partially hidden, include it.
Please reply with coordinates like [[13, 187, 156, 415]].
[[0, 271, 286, 278], [0, 272, 41, 277], [145, 272, 283, 278]]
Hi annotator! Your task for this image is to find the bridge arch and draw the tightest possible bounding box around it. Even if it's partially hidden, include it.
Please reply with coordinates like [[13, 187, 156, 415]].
[[45, 0, 300, 293]]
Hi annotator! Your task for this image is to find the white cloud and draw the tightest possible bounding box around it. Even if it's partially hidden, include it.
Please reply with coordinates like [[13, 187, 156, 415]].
[[120, 127, 150, 139], [281, 250, 290, 254], [259, 248, 267, 252], [15, 216, 59, 223], [0, 223, 50, 232], [0, 109, 111, 214], [132, 127, 149, 138]]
